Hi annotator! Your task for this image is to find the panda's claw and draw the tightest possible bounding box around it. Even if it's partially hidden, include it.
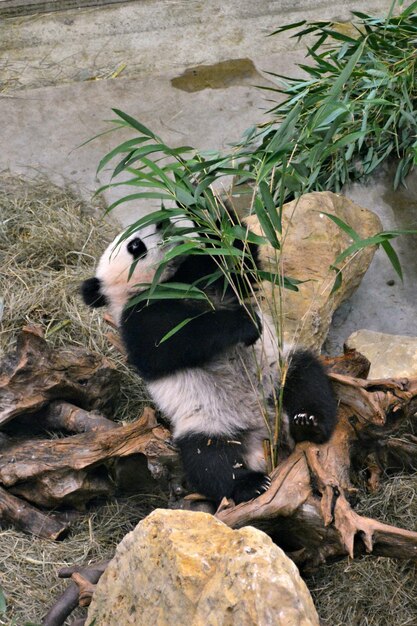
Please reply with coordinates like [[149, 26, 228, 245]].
[[294, 412, 308, 426], [290, 409, 334, 444], [231, 471, 271, 504]]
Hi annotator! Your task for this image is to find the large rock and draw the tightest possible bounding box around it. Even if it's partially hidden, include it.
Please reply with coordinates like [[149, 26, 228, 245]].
[[346, 329, 417, 379], [245, 191, 382, 351], [87, 509, 319, 626]]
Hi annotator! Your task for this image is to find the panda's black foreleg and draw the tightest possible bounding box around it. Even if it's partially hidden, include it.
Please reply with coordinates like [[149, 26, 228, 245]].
[[283, 349, 337, 444], [122, 299, 261, 380], [175, 433, 271, 505]]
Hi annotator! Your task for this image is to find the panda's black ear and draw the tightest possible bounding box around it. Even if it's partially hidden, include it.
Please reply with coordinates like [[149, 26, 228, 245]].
[[80, 277, 107, 308], [156, 217, 172, 232]]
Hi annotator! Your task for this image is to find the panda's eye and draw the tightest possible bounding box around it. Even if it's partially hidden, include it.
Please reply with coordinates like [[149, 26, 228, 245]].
[[127, 237, 147, 259]]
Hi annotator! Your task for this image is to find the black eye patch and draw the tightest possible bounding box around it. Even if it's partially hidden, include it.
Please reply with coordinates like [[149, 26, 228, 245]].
[[127, 237, 147, 259]]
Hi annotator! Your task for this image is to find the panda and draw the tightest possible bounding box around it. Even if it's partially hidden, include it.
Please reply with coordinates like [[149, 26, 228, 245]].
[[81, 217, 337, 504]]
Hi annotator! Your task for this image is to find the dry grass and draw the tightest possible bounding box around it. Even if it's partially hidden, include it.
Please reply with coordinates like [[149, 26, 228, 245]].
[[0, 495, 166, 625], [0, 174, 416, 625], [0, 174, 158, 624], [0, 173, 150, 422]]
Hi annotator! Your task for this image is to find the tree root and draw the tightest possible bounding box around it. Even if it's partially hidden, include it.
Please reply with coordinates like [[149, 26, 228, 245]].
[[42, 561, 108, 626], [216, 350, 417, 569]]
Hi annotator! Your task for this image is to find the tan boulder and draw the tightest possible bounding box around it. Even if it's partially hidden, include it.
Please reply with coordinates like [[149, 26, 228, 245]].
[[245, 191, 382, 351], [346, 329, 417, 378], [87, 508, 319, 626]]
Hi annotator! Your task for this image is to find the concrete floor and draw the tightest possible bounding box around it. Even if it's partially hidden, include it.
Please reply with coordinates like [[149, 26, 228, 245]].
[[1, 0, 416, 352]]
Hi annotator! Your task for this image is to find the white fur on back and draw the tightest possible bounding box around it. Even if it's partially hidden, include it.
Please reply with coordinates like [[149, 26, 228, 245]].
[[147, 311, 282, 471], [95, 225, 287, 473]]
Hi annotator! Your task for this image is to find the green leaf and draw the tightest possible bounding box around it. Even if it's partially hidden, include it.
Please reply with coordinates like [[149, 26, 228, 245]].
[[333, 233, 396, 265], [381, 239, 403, 280], [194, 176, 216, 199], [312, 102, 350, 130], [229, 225, 269, 246], [253, 197, 280, 249], [256, 271, 303, 291], [267, 101, 301, 151], [116, 209, 184, 240], [112, 109, 159, 140], [283, 276, 304, 291], [97, 137, 149, 173], [140, 157, 176, 190], [330, 266, 343, 295], [128, 283, 209, 306], [105, 192, 174, 214], [158, 313, 207, 344], [321, 212, 361, 242], [331, 130, 368, 150], [268, 20, 306, 36], [328, 40, 366, 98], [259, 181, 282, 233], [175, 185, 196, 207], [398, 1, 417, 18]]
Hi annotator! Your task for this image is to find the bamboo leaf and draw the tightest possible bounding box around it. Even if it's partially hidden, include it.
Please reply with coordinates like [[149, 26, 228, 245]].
[[112, 109, 159, 140], [158, 314, 207, 344], [381, 239, 403, 280], [97, 138, 150, 172], [259, 181, 282, 233], [328, 40, 366, 97], [321, 212, 361, 241], [128, 283, 209, 307], [330, 266, 343, 295], [105, 192, 174, 214]]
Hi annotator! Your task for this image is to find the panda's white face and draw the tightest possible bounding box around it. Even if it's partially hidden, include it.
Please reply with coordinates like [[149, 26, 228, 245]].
[[82, 223, 175, 325]]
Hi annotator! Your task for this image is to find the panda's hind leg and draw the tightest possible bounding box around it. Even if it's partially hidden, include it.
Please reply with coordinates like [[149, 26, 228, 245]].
[[175, 433, 271, 505], [283, 349, 337, 444]]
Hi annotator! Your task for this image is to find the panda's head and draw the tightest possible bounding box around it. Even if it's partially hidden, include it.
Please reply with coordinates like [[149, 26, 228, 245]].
[[81, 222, 174, 324]]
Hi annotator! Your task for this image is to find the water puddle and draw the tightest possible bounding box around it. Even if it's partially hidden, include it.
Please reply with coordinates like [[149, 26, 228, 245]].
[[171, 58, 260, 92]]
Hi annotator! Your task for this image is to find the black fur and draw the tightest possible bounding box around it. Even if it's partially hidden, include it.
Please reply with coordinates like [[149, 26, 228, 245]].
[[121, 298, 260, 381], [283, 350, 337, 443], [175, 433, 270, 504], [119, 223, 263, 382], [82, 220, 337, 504], [80, 277, 107, 308]]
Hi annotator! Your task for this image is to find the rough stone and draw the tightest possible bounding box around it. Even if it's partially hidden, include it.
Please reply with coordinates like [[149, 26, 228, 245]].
[[346, 329, 417, 379], [245, 191, 382, 351], [87, 508, 319, 626]]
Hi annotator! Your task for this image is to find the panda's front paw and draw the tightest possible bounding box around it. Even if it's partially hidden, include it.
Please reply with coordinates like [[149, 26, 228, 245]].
[[290, 412, 333, 444], [240, 312, 262, 347], [231, 471, 271, 504]]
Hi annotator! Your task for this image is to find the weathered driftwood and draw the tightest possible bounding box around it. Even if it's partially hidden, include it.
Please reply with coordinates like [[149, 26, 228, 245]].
[[216, 352, 417, 568], [1, 408, 176, 508], [0, 329, 178, 532], [40, 400, 119, 434], [0, 326, 121, 427], [42, 561, 108, 626], [1, 324, 416, 583], [39, 347, 417, 625], [0, 484, 68, 539]]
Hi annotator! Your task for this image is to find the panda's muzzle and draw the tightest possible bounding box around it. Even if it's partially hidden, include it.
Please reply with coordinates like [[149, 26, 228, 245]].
[[80, 277, 108, 308]]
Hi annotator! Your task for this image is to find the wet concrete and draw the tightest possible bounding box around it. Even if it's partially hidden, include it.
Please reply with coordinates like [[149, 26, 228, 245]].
[[324, 166, 417, 353], [1, 0, 415, 351]]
